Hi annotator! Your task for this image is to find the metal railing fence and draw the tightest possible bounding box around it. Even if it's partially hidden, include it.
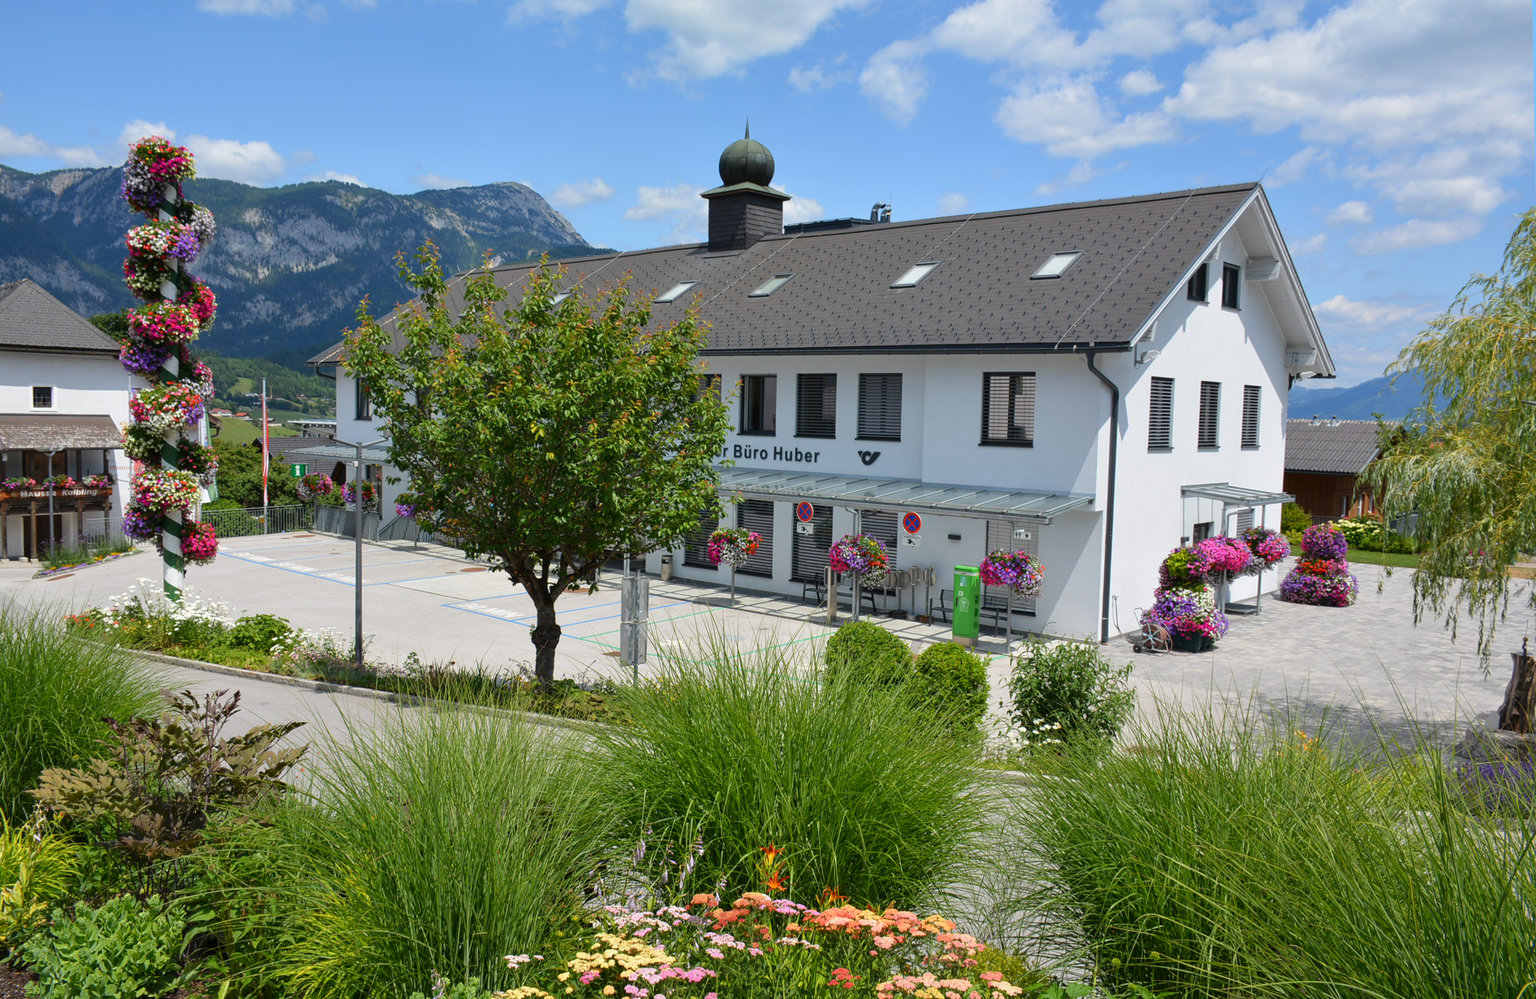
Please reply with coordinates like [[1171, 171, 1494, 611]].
[[203, 503, 314, 539]]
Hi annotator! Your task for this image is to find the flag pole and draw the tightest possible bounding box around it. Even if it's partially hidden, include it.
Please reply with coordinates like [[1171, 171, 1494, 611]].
[[261, 378, 269, 531]]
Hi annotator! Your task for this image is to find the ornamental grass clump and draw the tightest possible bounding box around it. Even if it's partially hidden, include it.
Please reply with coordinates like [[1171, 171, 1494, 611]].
[[599, 638, 990, 910], [249, 705, 614, 998], [1279, 523, 1359, 606], [1011, 703, 1536, 998], [0, 604, 163, 822]]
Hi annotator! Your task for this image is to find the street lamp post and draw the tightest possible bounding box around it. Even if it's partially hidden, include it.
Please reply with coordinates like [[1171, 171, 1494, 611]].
[[336, 436, 384, 673], [44, 449, 59, 557]]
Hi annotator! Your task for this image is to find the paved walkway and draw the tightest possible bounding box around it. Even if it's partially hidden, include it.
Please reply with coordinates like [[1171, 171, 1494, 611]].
[[2, 533, 1526, 746]]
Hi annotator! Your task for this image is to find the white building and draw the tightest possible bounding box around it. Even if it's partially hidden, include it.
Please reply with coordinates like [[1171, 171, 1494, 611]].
[[0, 279, 136, 558], [312, 133, 1333, 640]]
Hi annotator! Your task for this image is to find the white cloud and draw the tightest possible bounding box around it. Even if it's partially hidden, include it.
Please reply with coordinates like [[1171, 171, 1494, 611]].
[[995, 77, 1172, 158], [1328, 200, 1373, 225], [782, 192, 825, 226], [1118, 69, 1162, 96], [0, 124, 104, 166], [1033, 160, 1109, 196], [1351, 216, 1485, 254], [859, 40, 929, 124], [118, 120, 175, 149], [413, 172, 473, 190], [1266, 144, 1321, 187], [507, 0, 612, 22], [788, 57, 851, 93], [549, 177, 616, 208], [196, 0, 295, 14], [624, 182, 707, 242], [1382, 175, 1509, 217], [183, 135, 289, 184], [1311, 293, 1431, 329], [625, 0, 874, 80], [307, 169, 365, 186], [1289, 232, 1327, 254], [937, 192, 971, 214]]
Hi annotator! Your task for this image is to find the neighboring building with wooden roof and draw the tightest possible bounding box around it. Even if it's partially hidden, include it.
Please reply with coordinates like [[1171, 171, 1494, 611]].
[[313, 131, 1334, 642], [0, 279, 139, 559], [1284, 418, 1384, 520]]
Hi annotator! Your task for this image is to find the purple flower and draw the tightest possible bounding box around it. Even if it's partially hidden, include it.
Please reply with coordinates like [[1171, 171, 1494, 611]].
[[168, 228, 201, 262], [1301, 524, 1348, 560], [120, 342, 171, 377], [121, 502, 159, 541]]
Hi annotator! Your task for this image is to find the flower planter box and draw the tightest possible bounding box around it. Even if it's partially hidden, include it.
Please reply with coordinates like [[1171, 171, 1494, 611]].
[[1171, 634, 1212, 653]]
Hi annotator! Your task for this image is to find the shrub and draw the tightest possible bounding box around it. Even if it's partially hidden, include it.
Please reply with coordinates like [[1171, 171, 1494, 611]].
[[912, 641, 990, 731], [822, 619, 912, 686], [0, 815, 78, 951], [229, 612, 295, 652], [1014, 707, 1536, 997], [1006, 639, 1134, 748], [1281, 501, 1312, 533], [253, 705, 614, 997], [0, 604, 163, 822], [599, 640, 989, 910], [21, 893, 191, 999]]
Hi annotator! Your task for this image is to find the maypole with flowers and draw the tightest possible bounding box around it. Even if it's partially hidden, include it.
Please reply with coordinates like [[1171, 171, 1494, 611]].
[[118, 137, 220, 598]]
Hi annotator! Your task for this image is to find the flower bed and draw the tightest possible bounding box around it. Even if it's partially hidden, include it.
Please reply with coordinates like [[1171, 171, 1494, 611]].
[[1279, 524, 1357, 607]]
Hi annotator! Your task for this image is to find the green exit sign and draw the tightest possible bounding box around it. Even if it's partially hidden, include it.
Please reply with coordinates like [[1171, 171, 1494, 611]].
[[291, 464, 308, 477]]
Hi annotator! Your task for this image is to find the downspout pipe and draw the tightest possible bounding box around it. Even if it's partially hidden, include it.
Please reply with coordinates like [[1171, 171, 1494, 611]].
[[1084, 351, 1118, 644]]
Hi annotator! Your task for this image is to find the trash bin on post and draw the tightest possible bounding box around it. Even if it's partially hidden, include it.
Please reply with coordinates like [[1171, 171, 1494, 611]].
[[660, 554, 673, 581], [952, 565, 981, 647]]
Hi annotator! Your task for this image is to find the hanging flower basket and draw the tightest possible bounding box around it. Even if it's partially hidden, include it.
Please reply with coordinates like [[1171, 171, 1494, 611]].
[[121, 501, 160, 542], [1240, 526, 1291, 573], [131, 467, 201, 514], [828, 533, 889, 584], [121, 136, 196, 215], [297, 472, 334, 501], [176, 438, 218, 484], [980, 549, 1045, 599], [341, 480, 379, 513], [1193, 535, 1254, 576], [395, 500, 418, 519], [179, 520, 219, 565], [127, 300, 203, 348], [130, 381, 206, 435], [181, 280, 218, 329], [708, 526, 760, 568]]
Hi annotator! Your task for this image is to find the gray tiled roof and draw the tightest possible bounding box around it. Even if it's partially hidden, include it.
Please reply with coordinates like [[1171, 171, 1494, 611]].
[[1285, 419, 1382, 475], [0, 279, 122, 355], [310, 183, 1260, 365], [0, 414, 124, 450]]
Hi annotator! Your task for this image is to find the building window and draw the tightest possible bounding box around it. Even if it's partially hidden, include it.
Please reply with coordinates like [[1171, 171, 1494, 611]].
[[31, 386, 53, 409], [740, 375, 777, 435], [795, 373, 836, 438], [1221, 263, 1241, 309], [1198, 381, 1221, 449], [355, 379, 372, 421], [857, 373, 902, 441], [1148, 377, 1174, 451], [1241, 384, 1261, 448], [1192, 521, 1213, 543], [697, 373, 722, 403], [790, 502, 833, 584], [736, 499, 774, 577], [986, 520, 1039, 614], [980, 372, 1036, 446], [682, 508, 718, 570], [1187, 263, 1208, 302]]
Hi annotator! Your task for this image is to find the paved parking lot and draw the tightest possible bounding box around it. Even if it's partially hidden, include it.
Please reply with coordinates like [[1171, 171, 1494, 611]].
[[2, 531, 1525, 745]]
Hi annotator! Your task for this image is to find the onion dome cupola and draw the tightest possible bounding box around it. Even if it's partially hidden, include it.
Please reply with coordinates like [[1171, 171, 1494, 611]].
[[701, 121, 791, 252]]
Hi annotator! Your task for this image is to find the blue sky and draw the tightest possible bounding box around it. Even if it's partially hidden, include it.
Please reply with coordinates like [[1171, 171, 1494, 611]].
[[1, 0, 1531, 386]]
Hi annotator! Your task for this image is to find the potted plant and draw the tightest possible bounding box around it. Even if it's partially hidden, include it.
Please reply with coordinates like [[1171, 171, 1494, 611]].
[[828, 533, 889, 621], [980, 549, 1044, 647], [709, 526, 761, 606]]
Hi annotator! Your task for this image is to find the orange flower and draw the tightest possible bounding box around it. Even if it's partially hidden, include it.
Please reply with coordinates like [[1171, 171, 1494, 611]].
[[761, 843, 782, 861]]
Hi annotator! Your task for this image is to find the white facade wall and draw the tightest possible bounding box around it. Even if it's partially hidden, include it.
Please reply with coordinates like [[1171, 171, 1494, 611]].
[[1, 350, 139, 557]]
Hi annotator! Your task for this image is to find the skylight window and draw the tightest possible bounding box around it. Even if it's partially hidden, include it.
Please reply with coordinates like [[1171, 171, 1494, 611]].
[[551, 292, 571, 305], [1031, 251, 1082, 279], [749, 273, 794, 298], [891, 262, 940, 288], [656, 281, 698, 303]]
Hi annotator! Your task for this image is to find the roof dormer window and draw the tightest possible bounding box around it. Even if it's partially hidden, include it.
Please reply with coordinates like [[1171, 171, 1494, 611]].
[[1031, 251, 1082, 279], [891, 262, 940, 288]]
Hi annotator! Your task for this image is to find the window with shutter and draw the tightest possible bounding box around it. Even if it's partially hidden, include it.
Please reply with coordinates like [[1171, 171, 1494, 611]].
[[1198, 381, 1221, 449], [791, 503, 834, 583], [355, 378, 371, 421], [981, 372, 1036, 446], [683, 509, 719, 570], [795, 373, 837, 438], [736, 499, 775, 577], [1148, 377, 1174, 451], [857, 373, 902, 441], [741, 375, 777, 435], [1235, 509, 1254, 534], [859, 509, 899, 580], [1186, 263, 1208, 302], [1241, 384, 1261, 448]]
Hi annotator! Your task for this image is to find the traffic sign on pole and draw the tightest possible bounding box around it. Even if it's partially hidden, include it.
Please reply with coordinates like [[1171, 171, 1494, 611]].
[[796, 501, 815, 523]]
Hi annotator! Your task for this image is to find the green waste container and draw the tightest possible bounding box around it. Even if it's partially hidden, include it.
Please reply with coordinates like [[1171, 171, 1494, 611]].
[[952, 565, 981, 646]]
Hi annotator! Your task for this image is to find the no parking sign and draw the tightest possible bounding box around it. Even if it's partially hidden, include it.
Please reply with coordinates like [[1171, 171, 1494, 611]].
[[902, 511, 922, 547]]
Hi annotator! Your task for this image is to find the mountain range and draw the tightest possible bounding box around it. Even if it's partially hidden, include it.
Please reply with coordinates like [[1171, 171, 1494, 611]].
[[0, 164, 593, 364], [1287, 370, 1427, 422]]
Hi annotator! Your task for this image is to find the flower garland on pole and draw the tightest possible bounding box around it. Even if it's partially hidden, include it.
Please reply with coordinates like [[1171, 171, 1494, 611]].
[[118, 136, 219, 599], [708, 526, 761, 607], [980, 549, 1045, 649], [828, 533, 889, 622]]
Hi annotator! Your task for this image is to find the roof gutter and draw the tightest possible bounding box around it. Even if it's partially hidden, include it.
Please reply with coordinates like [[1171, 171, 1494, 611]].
[[1084, 350, 1118, 644]]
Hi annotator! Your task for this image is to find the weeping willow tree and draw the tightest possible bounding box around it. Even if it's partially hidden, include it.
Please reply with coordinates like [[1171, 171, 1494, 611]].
[[1363, 208, 1536, 670]]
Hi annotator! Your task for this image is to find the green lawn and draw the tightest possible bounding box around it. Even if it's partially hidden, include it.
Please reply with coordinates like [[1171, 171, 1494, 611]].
[[1346, 547, 1420, 568], [214, 417, 300, 446]]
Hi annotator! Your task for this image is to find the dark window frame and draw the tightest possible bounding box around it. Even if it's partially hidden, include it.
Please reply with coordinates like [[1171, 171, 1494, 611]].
[[1148, 376, 1174, 452], [31, 386, 53, 409], [980, 372, 1036, 447], [1187, 263, 1208, 302], [739, 373, 778, 436], [354, 378, 372, 421], [856, 373, 903, 442], [1221, 263, 1242, 310], [1198, 380, 1221, 450], [1241, 384, 1261, 449], [795, 373, 837, 439]]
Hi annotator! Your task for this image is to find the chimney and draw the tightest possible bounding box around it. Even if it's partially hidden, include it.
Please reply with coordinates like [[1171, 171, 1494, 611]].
[[700, 122, 791, 252]]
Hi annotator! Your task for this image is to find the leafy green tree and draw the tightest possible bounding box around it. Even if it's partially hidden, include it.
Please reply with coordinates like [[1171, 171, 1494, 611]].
[[210, 439, 298, 508], [1363, 208, 1536, 664], [88, 309, 130, 346], [344, 245, 730, 683]]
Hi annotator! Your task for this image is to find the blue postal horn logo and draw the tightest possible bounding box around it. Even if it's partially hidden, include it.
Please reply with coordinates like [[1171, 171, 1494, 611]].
[[858, 450, 881, 466]]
